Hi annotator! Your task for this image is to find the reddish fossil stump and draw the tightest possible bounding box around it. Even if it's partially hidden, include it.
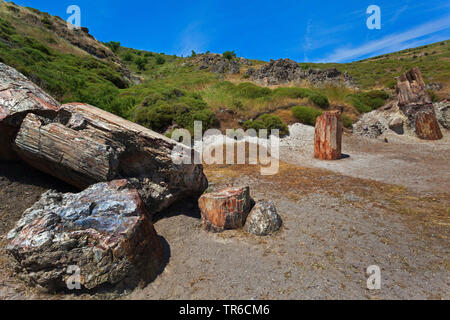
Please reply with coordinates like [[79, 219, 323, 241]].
[[415, 111, 443, 140], [314, 111, 343, 160], [198, 187, 254, 232]]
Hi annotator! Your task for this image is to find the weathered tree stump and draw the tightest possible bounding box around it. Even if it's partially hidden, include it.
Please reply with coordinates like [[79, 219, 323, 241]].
[[314, 111, 343, 160], [396, 67, 443, 140], [198, 187, 254, 232], [415, 111, 443, 140]]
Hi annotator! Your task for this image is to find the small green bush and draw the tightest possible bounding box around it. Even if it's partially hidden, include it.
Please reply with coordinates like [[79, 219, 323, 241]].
[[347, 90, 389, 113], [291, 106, 323, 126], [155, 55, 165, 65], [135, 57, 147, 71], [105, 41, 121, 53], [242, 114, 289, 136], [123, 52, 133, 62], [234, 82, 271, 99], [223, 50, 236, 60], [273, 87, 312, 99], [342, 115, 353, 129], [309, 92, 330, 108]]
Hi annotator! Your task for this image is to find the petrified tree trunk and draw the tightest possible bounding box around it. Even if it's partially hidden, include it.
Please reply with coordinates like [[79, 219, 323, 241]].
[[7, 180, 164, 292], [396, 67, 443, 140], [198, 187, 254, 232], [0, 62, 60, 161], [13, 103, 208, 214], [415, 111, 443, 140], [314, 111, 342, 160]]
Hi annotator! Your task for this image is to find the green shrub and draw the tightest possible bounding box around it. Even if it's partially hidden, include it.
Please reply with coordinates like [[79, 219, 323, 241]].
[[135, 57, 147, 70], [273, 87, 312, 99], [243, 114, 289, 136], [309, 92, 330, 108], [123, 52, 133, 61], [105, 41, 121, 53], [427, 89, 439, 102], [291, 106, 323, 126], [223, 50, 236, 60], [347, 90, 389, 113], [155, 55, 165, 65], [342, 115, 353, 129], [234, 82, 271, 99]]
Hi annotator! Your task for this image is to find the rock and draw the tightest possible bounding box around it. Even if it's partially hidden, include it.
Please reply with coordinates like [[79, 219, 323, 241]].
[[389, 117, 404, 134], [250, 59, 354, 87], [244, 201, 282, 236], [0, 62, 60, 160], [198, 187, 254, 232], [314, 111, 343, 160], [396, 67, 442, 139], [415, 111, 443, 140], [12, 103, 208, 214], [193, 54, 240, 74], [434, 101, 450, 129], [7, 180, 164, 292]]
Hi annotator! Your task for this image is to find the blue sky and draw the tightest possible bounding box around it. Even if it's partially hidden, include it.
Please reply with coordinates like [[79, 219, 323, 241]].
[[11, 0, 450, 62]]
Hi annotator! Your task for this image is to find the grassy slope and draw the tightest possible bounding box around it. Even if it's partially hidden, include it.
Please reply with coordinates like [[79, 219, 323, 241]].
[[1, 1, 448, 134]]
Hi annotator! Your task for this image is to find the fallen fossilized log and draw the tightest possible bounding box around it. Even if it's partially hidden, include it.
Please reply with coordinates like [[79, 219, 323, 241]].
[[7, 180, 164, 292], [396, 67, 443, 140], [314, 111, 343, 160], [0, 62, 60, 160]]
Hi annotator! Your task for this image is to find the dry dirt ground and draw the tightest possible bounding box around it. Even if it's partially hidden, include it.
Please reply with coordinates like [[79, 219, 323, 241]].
[[0, 127, 449, 300]]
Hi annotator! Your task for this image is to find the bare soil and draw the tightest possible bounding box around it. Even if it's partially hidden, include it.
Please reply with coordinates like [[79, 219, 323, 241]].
[[0, 129, 449, 300]]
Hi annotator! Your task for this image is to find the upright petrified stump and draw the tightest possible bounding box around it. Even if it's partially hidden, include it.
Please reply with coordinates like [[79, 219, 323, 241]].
[[415, 111, 443, 140], [7, 180, 164, 292], [396, 67, 443, 140], [198, 187, 254, 232], [314, 111, 342, 160]]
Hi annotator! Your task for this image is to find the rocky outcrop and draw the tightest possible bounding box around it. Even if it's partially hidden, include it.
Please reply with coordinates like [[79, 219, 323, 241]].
[[0, 62, 60, 161], [7, 180, 164, 292], [314, 111, 343, 160], [244, 201, 282, 236], [12, 102, 208, 214], [198, 187, 254, 232], [194, 54, 240, 74], [248, 59, 354, 87], [396, 67, 442, 140]]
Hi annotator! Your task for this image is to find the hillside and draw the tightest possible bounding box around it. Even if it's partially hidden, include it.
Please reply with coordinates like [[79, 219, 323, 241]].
[[0, 1, 449, 135]]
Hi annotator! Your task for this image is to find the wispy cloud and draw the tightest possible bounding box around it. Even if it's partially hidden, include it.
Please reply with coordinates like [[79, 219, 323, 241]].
[[317, 15, 450, 62], [175, 22, 209, 57]]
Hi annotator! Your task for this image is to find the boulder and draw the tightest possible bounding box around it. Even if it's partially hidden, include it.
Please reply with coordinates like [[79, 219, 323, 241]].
[[314, 111, 343, 160], [7, 180, 164, 292], [389, 117, 404, 134], [244, 201, 282, 236], [198, 187, 254, 232], [0, 62, 60, 160], [12, 103, 208, 214]]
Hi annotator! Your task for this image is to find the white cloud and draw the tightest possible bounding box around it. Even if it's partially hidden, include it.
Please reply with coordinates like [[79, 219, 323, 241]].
[[317, 15, 450, 62]]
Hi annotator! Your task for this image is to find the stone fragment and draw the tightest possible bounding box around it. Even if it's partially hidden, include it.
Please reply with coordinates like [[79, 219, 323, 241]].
[[314, 111, 343, 160], [7, 180, 164, 292], [433, 101, 450, 129], [198, 187, 254, 232], [244, 201, 282, 236]]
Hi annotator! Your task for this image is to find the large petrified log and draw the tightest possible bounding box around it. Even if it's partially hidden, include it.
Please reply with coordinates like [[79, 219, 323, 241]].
[[396, 67, 442, 140], [198, 187, 254, 232], [314, 111, 342, 160], [7, 180, 164, 292], [0, 62, 60, 160], [12, 102, 208, 214]]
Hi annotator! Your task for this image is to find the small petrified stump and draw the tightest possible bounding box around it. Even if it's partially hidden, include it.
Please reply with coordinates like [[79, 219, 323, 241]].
[[7, 180, 164, 292], [244, 200, 282, 236], [198, 187, 254, 232], [415, 111, 443, 140], [314, 110, 343, 160]]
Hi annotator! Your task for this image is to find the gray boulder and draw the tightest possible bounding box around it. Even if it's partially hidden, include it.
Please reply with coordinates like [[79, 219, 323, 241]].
[[434, 101, 450, 129], [244, 201, 282, 236], [7, 180, 164, 292]]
